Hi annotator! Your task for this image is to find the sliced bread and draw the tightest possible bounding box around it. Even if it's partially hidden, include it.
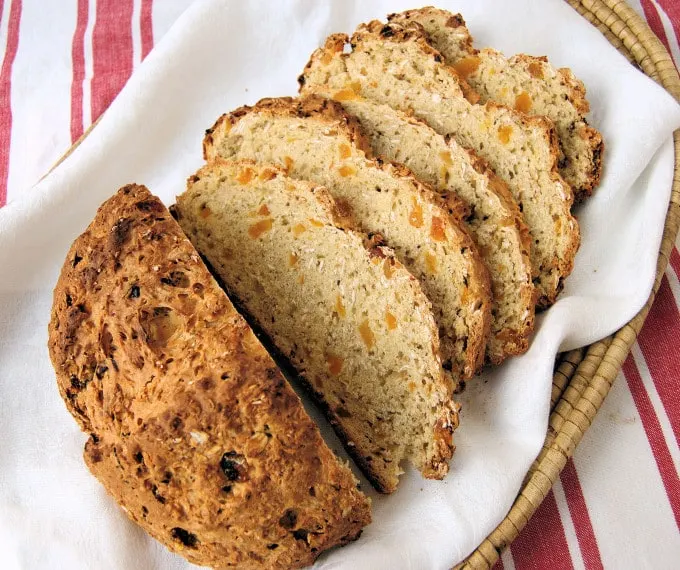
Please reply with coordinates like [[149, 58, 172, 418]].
[[204, 95, 492, 380], [389, 7, 604, 200], [299, 22, 580, 307], [47, 185, 371, 569], [175, 160, 459, 493], [313, 95, 535, 363]]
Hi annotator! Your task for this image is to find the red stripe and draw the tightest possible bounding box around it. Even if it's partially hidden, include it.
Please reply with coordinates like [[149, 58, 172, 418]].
[[669, 246, 680, 281], [70, 0, 89, 143], [637, 276, 680, 446], [559, 459, 604, 570], [640, 0, 673, 55], [91, 0, 134, 123], [493, 556, 505, 570], [655, 0, 680, 58], [0, 0, 22, 207], [140, 0, 153, 60], [622, 354, 680, 529], [511, 491, 574, 570]]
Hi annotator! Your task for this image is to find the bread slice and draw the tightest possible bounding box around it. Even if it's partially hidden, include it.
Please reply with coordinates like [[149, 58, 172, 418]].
[[389, 7, 604, 200], [312, 95, 535, 363], [47, 185, 371, 569], [175, 160, 459, 493], [204, 95, 492, 380], [299, 22, 580, 307]]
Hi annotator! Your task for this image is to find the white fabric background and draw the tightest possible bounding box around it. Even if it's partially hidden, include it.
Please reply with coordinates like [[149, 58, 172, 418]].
[[0, 1, 679, 569]]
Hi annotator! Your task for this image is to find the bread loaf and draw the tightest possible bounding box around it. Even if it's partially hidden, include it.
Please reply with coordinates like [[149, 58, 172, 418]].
[[389, 7, 604, 200], [314, 95, 535, 363], [204, 95, 492, 380], [299, 21, 580, 307], [47, 184, 371, 570], [175, 160, 459, 493]]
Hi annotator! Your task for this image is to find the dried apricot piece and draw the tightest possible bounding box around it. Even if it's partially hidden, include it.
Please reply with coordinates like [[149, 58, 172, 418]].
[[430, 217, 446, 242], [528, 61, 544, 79], [359, 320, 375, 349], [338, 165, 357, 177], [409, 198, 424, 228], [515, 92, 532, 113], [333, 88, 359, 101], [237, 167, 255, 184], [439, 150, 453, 165], [248, 219, 273, 239], [338, 143, 352, 159], [383, 259, 394, 279], [453, 56, 480, 78], [498, 125, 513, 144]]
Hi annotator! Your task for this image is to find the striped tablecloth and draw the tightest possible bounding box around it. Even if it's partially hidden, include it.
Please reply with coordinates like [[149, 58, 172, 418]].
[[0, 1, 677, 568]]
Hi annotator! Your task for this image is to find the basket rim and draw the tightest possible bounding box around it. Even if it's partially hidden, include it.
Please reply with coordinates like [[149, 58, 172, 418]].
[[459, 0, 680, 567]]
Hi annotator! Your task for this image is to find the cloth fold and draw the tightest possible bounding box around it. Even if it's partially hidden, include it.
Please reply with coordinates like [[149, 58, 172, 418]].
[[0, 1, 679, 568]]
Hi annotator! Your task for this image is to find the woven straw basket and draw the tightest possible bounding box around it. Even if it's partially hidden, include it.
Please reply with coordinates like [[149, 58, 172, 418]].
[[458, 0, 680, 567], [50, 0, 680, 568]]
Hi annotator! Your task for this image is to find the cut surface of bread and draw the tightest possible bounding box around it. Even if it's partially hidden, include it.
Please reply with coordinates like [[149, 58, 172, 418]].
[[175, 160, 459, 493], [314, 95, 535, 363], [299, 22, 580, 307], [204, 95, 492, 380], [47, 185, 371, 570], [389, 7, 604, 200]]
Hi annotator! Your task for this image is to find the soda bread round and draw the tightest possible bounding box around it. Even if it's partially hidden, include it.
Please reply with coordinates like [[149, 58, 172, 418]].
[[47, 184, 371, 570]]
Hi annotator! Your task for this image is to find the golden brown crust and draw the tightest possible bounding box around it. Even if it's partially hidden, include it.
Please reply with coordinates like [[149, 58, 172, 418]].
[[204, 95, 493, 379], [576, 123, 605, 200], [48, 184, 370, 569], [298, 28, 480, 105], [388, 7, 474, 54], [352, 20, 481, 104], [388, 6, 469, 39], [205, 95, 375, 164]]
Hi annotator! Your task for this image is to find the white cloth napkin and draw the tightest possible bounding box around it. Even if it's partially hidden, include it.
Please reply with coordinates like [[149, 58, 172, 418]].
[[0, 1, 679, 569]]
